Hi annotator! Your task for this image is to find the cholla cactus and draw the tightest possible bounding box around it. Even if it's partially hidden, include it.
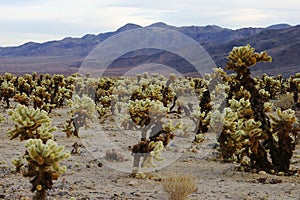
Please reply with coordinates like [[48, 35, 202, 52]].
[[226, 44, 272, 77], [53, 87, 73, 108], [128, 83, 179, 175], [142, 141, 165, 167], [0, 114, 5, 124], [32, 86, 54, 112], [223, 45, 300, 173], [7, 104, 55, 142], [0, 81, 15, 108], [23, 139, 70, 200], [64, 95, 96, 137], [16, 76, 32, 97], [11, 157, 24, 173], [261, 74, 281, 99], [289, 77, 300, 107], [96, 96, 112, 122], [217, 108, 238, 161], [128, 99, 167, 127], [269, 108, 299, 172], [224, 45, 274, 170], [14, 93, 30, 106], [235, 119, 268, 166]]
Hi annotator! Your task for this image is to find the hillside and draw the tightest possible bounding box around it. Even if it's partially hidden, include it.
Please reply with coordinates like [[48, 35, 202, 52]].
[[0, 22, 298, 77]]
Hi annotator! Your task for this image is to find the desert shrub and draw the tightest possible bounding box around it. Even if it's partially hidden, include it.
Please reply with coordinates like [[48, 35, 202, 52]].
[[163, 173, 197, 200], [274, 92, 295, 110]]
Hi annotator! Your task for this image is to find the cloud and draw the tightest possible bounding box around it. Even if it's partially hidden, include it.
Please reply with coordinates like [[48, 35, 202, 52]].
[[0, 0, 299, 46]]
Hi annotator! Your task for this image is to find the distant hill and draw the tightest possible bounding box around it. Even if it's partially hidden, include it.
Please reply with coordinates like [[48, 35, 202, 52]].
[[206, 25, 300, 77], [0, 22, 299, 77]]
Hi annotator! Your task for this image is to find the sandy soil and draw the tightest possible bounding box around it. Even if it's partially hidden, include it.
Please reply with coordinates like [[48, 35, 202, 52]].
[[0, 107, 299, 200]]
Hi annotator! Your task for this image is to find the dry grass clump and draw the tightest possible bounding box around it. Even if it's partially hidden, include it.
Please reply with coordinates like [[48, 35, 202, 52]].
[[274, 92, 294, 110], [162, 172, 197, 200]]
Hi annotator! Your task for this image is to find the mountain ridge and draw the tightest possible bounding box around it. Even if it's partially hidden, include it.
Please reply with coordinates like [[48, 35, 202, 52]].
[[0, 22, 299, 76]]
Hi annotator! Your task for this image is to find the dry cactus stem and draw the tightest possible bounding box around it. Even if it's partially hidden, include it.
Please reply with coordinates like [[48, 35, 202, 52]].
[[7, 104, 55, 143], [23, 139, 70, 200]]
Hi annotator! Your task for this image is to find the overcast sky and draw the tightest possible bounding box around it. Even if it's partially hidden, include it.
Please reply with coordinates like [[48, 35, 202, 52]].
[[0, 0, 299, 47]]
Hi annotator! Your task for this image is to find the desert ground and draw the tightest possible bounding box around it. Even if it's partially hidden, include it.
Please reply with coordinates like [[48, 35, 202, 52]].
[[0, 106, 299, 200]]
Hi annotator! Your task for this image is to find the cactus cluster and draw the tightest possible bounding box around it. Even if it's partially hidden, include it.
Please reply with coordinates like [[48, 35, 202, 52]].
[[7, 103, 70, 199], [0, 73, 78, 111]]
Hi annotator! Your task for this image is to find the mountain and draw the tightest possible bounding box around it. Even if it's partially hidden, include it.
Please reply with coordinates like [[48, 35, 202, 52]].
[[206, 25, 300, 77], [266, 23, 291, 30], [0, 22, 299, 76]]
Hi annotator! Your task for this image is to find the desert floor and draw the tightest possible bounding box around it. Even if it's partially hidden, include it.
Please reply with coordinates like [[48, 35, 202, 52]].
[[0, 107, 299, 200]]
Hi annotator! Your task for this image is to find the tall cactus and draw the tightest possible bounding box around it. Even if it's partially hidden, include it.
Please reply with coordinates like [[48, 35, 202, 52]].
[[223, 44, 299, 172], [223, 45, 272, 170]]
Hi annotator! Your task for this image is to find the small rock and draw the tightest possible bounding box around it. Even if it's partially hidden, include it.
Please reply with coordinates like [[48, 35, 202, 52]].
[[269, 179, 282, 184], [57, 191, 70, 196], [128, 180, 139, 186], [258, 171, 267, 175], [0, 194, 5, 198], [191, 148, 198, 153], [134, 192, 141, 197], [278, 172, 285, 176]]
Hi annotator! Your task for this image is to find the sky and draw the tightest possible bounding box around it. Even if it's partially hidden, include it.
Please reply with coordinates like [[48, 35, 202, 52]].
[[0, 0, 299, 47]]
